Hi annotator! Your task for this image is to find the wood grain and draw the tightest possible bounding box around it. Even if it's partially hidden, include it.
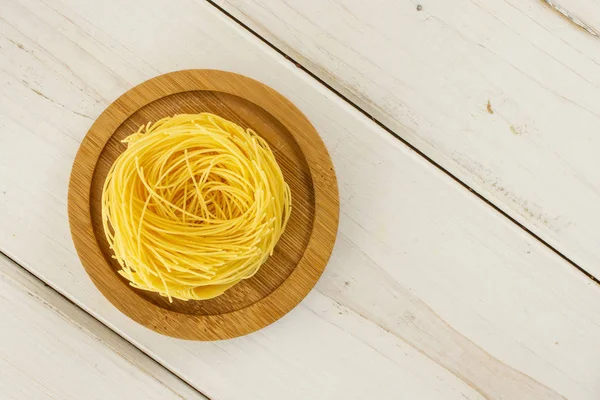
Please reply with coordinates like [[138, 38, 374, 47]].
[[2, 0, 600, 398], [215, 0, 600, 276], [69, 69, 339, 340], [0, 253, 206, 400]]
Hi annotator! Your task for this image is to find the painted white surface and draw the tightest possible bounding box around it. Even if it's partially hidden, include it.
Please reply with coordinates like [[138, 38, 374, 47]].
[[0, 254, 205, 400], [1, 0, 600, 399], [216, 0, 600, 276]]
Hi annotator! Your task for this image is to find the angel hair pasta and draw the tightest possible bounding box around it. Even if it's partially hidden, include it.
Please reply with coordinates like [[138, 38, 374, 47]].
[[101, 113, 291, 301]]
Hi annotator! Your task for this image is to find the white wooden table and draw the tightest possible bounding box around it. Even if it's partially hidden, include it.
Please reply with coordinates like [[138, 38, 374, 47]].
[[1, 0, 599, 398]]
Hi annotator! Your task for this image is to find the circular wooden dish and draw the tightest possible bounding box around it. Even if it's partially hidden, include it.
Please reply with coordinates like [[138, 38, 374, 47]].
[[68, 70, 338, 340]]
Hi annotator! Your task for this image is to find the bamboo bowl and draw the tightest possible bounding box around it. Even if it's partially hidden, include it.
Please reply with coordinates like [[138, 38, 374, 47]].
[[68, 70, 339, 340]]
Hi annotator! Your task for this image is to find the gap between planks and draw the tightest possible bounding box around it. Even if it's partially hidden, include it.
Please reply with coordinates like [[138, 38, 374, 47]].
[[0, 249, 212, 400], [201, 0, 599, 287]]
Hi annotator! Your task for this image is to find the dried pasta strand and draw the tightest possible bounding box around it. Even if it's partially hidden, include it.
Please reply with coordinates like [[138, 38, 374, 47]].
[[101, 113, 291, 301]]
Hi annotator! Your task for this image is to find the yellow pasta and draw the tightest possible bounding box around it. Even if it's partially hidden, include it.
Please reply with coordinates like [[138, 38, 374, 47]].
[[101, 113, 291, 301]]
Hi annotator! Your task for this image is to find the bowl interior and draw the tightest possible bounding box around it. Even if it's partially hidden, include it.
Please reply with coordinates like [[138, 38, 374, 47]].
[[90, 90, 315, 316]]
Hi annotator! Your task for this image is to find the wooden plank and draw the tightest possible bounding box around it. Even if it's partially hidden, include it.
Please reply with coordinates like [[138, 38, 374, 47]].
[[0, 254, 206, 400], [1, 0, 600, 399], [214, 0, 600, 276]]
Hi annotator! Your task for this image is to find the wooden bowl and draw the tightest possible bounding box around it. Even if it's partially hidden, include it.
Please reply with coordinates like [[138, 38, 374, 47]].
[[68, 70, 339, 340]]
